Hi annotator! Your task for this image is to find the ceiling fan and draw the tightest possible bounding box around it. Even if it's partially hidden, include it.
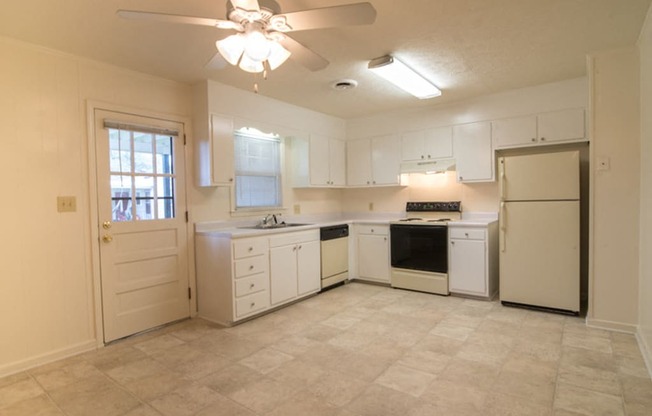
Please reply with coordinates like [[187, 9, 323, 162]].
[[117, 0, 377, 74]]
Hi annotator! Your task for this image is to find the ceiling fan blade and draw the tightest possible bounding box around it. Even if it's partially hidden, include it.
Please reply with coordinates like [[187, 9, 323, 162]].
[[117, 10, 239, 29], [277, 2, 376, 32], [205, 52, 228, 70], [229, 0, 260, 12], [278, 36, 329, 71]]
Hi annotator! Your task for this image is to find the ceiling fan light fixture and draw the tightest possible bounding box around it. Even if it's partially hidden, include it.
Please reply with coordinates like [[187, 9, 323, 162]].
[[216, 34, 245, 66], [368, 55, 441, 99], [239, 53, 265, 73], [267, 41, 291, 70], [243, 29, 272, 61]]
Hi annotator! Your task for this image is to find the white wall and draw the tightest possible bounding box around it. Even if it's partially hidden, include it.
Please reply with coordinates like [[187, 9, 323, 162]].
[[0, 36, 192, 376], [588, 47, 641, 330], [189, 80, 347, 223], [638, 6, 652, 370], [343, 78, 588, 214]]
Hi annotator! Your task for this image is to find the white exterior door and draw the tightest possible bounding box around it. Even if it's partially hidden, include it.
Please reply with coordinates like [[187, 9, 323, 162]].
[[94, 109, 190, 342]]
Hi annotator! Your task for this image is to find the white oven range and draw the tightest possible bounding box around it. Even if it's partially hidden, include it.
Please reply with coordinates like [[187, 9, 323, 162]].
[[390, 201, 462, 295]]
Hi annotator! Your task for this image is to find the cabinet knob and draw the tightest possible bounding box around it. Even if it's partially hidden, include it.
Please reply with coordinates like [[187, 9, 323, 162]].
[[249, 265, 254, 270], [250, 302, 256, 308], [293, 246, 297, 251], [371, 229, 374, 233], [367, 181, 370, 184], [531, 138, 536, 142], [427, 154, 431, 159], [229, 178, 234, 182], [298, 245, 302, 250], [540, 137, 546, 141], [451, 241, 455, 245], [459, 176, 463, 181], [248, 247, 253, 252], [465, 232, 469, 237], [250, 283, 255, 289], [421, 155, 424, 159], [373, 181, 376, 184]]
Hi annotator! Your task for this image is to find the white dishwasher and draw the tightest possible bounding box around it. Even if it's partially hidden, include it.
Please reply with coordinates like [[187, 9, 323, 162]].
[[320, 224, 349, 289]]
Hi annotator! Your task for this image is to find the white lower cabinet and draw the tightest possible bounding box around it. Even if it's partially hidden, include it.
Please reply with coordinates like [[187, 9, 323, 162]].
[[269, 230, 321, 306], [356, 225, 390, 283], [448, 223, 498, 299], [195, 229, 320, 326]]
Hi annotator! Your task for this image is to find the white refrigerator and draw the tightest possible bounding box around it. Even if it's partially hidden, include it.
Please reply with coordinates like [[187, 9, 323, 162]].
[[498, 150, 580, 313]]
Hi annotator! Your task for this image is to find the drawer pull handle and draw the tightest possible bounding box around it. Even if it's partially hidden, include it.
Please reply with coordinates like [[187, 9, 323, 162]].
[[250, 302, 256, 308], [250, 283, 255, 289], [248, 247, 253, 252], [249, 265, 254, 270], [298, 245, 302, 250], [465, 233, 469, 237]]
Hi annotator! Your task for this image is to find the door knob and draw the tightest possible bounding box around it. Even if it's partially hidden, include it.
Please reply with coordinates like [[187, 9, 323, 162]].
[[102, 234, 113, 243]]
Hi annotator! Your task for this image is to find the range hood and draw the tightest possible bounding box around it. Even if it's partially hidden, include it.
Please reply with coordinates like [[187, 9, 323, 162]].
[[400, 159, 456, 174]]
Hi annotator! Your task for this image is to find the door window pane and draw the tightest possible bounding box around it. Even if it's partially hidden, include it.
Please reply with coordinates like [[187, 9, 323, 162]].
[[107, 128, 177, 221]]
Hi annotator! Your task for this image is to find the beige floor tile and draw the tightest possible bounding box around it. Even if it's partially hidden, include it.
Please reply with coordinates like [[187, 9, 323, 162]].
[[0, 373, 30, 390], [321, 313, 362, 330], [620, 374, 652, 407], [483, 392, 552, 416], [455, 341, 511, 367], [616, 354, 650, 378], [558, 363, 622, 396], [48, 375, 141, 416], [554, 382, 625, 416], [327, 351, 393, 382], [268, 335, 321, 356], [562, 332, 613, 354], [438, 314, 484, 331], [173, 351, 230, 381], [344, 383, 420, 416], [0, 394, 64, 416], [194, 332, 265, 361], [193, 394, 256, 416], [438, 357, 500, 390], [501, 352, 558, 382], [238, 347, 294, 375], [267, 358, 326, 389], [328, 329, 379, 350], [297, 324, 343, 342], [33, 360, 104, 391], [123, 370, 190, 402], [397, 348, 451, 375], [85, 346, 149, 372], [374, 363, 436, 397], [149, 383, 221, 416], [429, 322, 475, 341], [0, 377, 44, 409], [197, 363, 261, 396], [122, 404, 163, 416], [624, 402, 652, 416], [266, 390, 340, 416], [560, 346, 618, 372], [492, 369, 556, 406], [513, 338, 562, 363], [227, 377, 298, 414], [419, 379, 487, 413], [106, 358, 168, 385], [306, 370, 369, 407], [133, 334, 186, 356], [412, 333, 465, 356]]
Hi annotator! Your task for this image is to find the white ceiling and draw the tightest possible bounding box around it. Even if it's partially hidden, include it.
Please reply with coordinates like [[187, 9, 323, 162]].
[[1, 0, 650, 118]]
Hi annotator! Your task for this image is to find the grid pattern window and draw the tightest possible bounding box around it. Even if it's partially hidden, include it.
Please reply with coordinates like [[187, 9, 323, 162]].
[[234, 129, 282, 209], [108, 128, 176, 222]]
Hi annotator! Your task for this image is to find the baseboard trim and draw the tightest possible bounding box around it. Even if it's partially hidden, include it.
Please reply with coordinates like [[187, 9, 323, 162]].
[[585, 318, 637, 333], [0, 339, 97, 378], [636, 327, 652, 379]]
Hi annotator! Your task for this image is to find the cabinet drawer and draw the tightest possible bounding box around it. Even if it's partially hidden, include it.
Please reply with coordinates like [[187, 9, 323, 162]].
[[235, 291, 269, 318], [357, 224, 388, 235], [235, 273, 268, 297], [449, 228, 486, 240], [234, 256, 268, 278], [233, 238, 268, 259]]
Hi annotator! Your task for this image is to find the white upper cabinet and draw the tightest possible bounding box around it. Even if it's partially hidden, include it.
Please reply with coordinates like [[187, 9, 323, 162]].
[[292, 135, 346, 187], [453, 121, 494, 183], [401, 126, 453, 162], [196, 113, 235, 187], [347, 135, 403, 187], [492, 108, 586, 149]]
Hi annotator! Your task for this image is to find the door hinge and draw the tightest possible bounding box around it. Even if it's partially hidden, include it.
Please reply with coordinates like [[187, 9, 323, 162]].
[[185, 211, 189, 223], [188, 287, 191, 299], [183, 134, 187, 145]]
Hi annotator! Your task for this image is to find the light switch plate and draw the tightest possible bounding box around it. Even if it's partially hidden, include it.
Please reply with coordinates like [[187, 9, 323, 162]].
[[293, 204, 301, 214], [57, 196, 77, 212]]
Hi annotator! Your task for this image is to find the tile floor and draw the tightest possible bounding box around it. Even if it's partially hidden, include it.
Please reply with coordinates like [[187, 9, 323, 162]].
[[0, 282, 651, 416]]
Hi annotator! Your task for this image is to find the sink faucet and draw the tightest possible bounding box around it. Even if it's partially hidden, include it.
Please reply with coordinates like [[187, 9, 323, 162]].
[[262, 214, 274, 227], [273, 213, 281, 224]]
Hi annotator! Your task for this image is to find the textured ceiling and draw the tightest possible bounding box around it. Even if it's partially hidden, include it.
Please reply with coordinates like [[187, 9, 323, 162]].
[[0, 0, 649, 118]]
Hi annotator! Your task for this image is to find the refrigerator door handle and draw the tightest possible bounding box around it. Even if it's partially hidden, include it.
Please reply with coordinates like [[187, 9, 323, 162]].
[[499, 158, 506, 200], [499, 202, 506, 252]]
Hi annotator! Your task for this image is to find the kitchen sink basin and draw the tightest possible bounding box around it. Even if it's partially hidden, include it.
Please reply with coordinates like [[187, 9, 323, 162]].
[[238, 223, 312, 230]]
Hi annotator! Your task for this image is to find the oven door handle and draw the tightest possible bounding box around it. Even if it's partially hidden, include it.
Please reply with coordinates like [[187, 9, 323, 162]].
[[499, 202, 506, 252]]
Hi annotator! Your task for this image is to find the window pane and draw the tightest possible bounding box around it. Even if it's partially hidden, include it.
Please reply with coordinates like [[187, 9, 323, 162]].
[[109, 129, 131, 173], [156, 135, 174, 174], [157, 198, 174, 219], [236, 175, 279, 208], [111, 175, 133, 222], [134, 133, 154, 174], [157, 176, 175, 219], [135, 176, 155, 220]]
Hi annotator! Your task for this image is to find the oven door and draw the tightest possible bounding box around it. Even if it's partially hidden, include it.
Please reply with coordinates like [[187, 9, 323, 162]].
[[390, 224, 447, 273]]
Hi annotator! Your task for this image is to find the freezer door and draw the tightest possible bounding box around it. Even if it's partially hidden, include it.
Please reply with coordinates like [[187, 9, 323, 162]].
[[499, 151, 580, 201], [499, 200, 580, 312]]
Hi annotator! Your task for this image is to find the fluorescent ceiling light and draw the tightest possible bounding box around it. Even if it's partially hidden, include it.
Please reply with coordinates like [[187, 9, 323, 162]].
[[368, 55, 441, 99]]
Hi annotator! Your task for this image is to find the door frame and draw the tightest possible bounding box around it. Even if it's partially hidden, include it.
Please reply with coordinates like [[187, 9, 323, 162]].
[[86, 101, 196, 347]]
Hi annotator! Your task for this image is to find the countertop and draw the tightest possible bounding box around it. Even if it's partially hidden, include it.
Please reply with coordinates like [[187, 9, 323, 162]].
[[195, 212, 498, 238]]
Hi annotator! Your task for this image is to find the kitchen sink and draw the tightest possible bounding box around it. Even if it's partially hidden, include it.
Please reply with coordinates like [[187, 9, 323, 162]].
[[238, 223, 312, 230]]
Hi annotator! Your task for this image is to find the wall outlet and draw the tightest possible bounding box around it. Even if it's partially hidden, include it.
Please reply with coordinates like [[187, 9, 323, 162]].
[[369, 202, 374, 211], [293, 204, 301, 214], [57, 196, 77, 213]]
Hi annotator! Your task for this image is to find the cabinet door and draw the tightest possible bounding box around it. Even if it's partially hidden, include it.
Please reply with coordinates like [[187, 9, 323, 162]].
[[270, 245, 298, 305], [453, 121, 494, 182], [371, 135, 401, 185], [297, 240, 321, 295], [424, 126, 453, 159], [347, 139, 372, 186], [449, 239, 487, 295], [492, 115, 537, 148], [309, 134, 330, 186], [537, 108, 585, 143], [210, 114, 235, 185], [401, 131, 425, 161], [358, 234, 390, 282], [329, 138, 347, 186]]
